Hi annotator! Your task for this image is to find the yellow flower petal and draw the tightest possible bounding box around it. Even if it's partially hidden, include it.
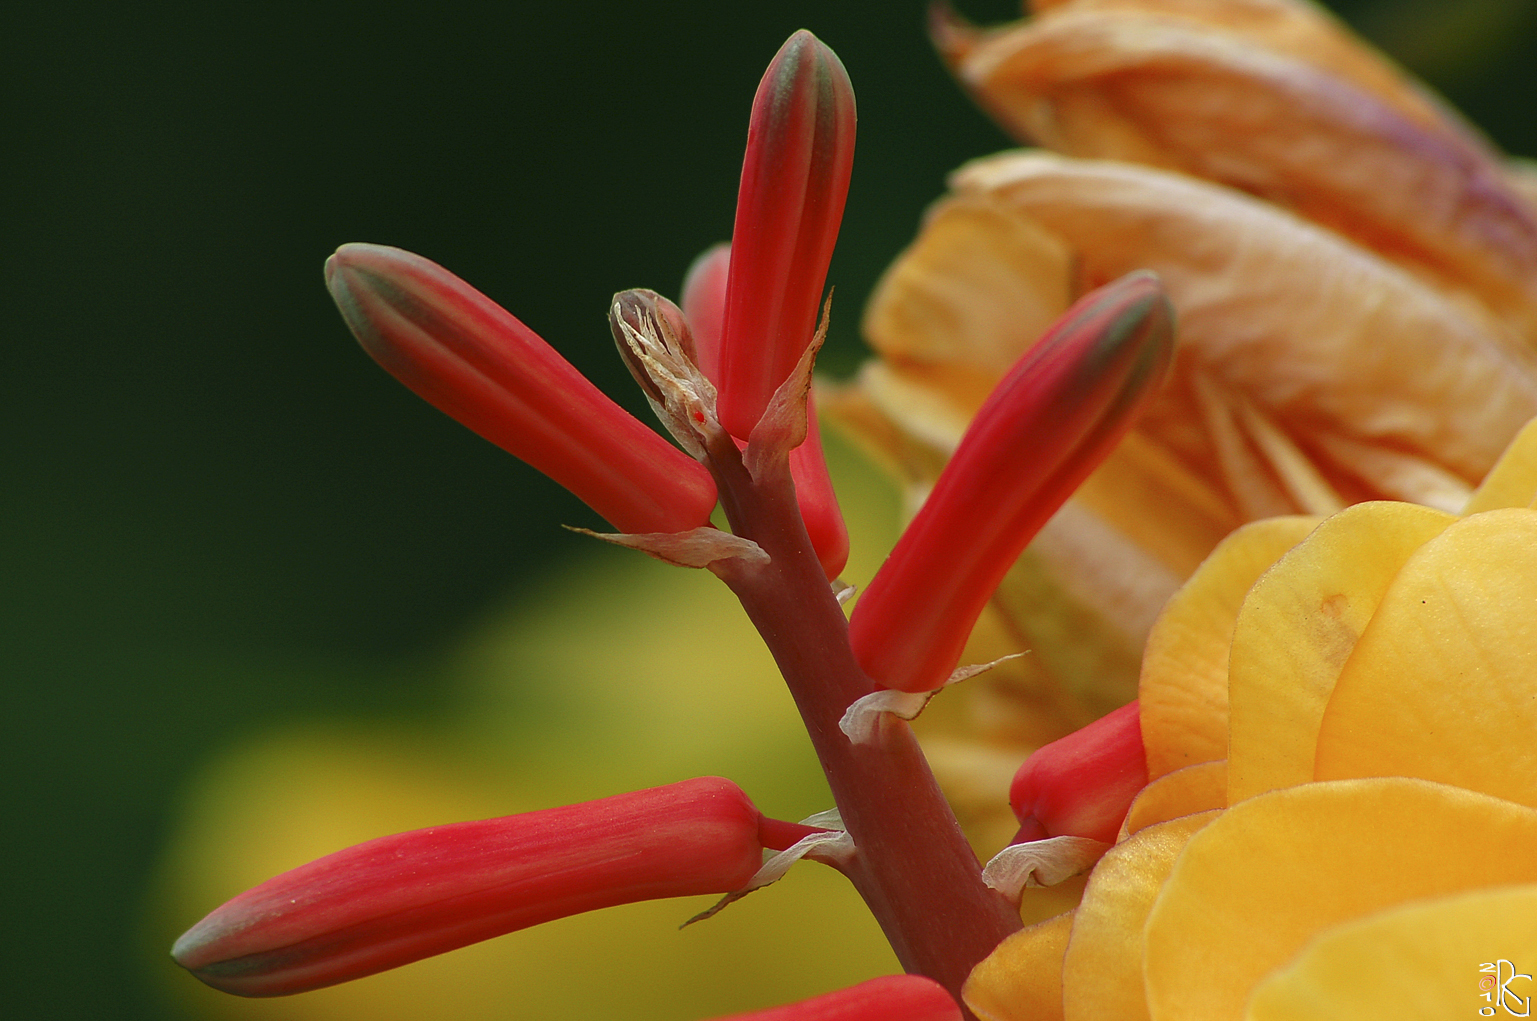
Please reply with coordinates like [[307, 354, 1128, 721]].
[[1139, 516, 1318, 778], [1462, 415, 1537, 514], [1061, 811, 1217, 1021], [963, 911, 1075, 1021], [1143, 777, 1537, 1021], [1245, 884, 1537, 1021], [1314, 509, 1537, 808], [1226, 501, 1455, 802], [1120, 760, 1226, 837]]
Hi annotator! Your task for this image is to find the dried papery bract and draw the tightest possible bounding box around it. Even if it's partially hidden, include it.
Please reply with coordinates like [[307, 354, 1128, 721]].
[[172, 778, 765, 997], [849, 271, 1175, 693], [327, 243, 717, 534], [717, 30, 856, 441], [1009, 699, 1147, 844], [609, 288, 720, 460]]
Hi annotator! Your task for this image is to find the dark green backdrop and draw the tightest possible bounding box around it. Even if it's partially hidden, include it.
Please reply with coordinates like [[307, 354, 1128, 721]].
[[7, 2, 1534, 1018]]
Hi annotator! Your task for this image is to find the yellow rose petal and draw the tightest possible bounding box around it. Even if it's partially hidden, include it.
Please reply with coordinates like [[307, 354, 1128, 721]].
[[1121, 760, 1226, 837], [1226, 501, 1454, 802], [1314, 509, 1537, 807], [1139, 516, 1318, 778], [1143, 777, 1537, 1021], [1463, 415, 1537, 514], [1062, 812, 1217, 1021], [1245, 883, 1537, 1021], [964, 911, 1074, 1021]]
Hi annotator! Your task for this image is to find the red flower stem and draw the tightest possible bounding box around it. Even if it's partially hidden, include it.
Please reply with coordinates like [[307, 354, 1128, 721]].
[[704, 433, 1021, 1009]]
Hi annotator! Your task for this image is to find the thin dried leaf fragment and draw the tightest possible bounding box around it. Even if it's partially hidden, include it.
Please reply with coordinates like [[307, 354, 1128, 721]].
[[567, 526, 769, 569]]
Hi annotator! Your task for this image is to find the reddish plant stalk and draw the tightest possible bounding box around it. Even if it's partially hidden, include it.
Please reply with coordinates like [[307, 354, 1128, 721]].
[[703, 431, 1021, 1008]]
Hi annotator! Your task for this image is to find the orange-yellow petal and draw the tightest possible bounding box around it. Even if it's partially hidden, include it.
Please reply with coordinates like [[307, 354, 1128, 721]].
[[1139, 516, 1318, 778], [1120, 760, 1226, 838], [1143, 777, 1537, 1021], [963, 911, 1074, 1021], [1244, 884, 1537, 1021], [1061, 811, 1217, 1021], [1313, 509, 1537, 808], [1225, 501, 1454, 803]]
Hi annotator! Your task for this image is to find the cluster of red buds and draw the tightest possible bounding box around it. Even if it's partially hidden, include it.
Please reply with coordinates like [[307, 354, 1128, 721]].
[[172, 30, 1173, 1020]]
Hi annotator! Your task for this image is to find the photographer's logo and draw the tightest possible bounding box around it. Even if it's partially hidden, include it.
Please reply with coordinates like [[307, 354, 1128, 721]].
[[1480, 961, 1532, 1017]]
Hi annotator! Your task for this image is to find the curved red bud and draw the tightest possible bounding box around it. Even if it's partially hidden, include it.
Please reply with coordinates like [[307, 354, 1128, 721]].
[[1010, 700, 1148, 844], [717, 30, 856, 440], [682, 241, 732, 384], [172, 777, 763, 997], [710, 975, 961, 1021], [327, 243, 717, 534], [684, 241, 849, 578], [848, 271, 1175, 693]]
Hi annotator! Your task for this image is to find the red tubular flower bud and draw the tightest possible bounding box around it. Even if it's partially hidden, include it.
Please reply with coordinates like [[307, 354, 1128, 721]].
[[682, 242, 732, 385], [684, 241, 850, 578], [716, 30, 856, 440], [848, 271, 1175, 693], [1009, 700, 1149, 844], [326, 243, 717, 534], [710, 975, 961, 1021], [171, 777, 763, 997]]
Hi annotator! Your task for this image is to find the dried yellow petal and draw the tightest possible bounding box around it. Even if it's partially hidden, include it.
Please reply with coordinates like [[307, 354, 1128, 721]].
[[953, 153, 1537, 486]]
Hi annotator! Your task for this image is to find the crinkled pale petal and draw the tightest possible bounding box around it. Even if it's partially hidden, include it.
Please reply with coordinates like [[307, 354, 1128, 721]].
[[1245, 883, 1537, 1021], [1014, 0, 1498, 155], [1071, 430, 1241, 580], [842, 360, 977, 462], [863, 193, 1072, 375], [952, 153, 1537, 482], [1309, 432, 1471, 511], [1226, 501, 1455, 803], [1143, 777, 1537, 1021], [1313, 510, 1537, 808], [1120, 760, 1226, 837], [946, 9, 1537, 331], [1061, 811, 1217, 1021], [989, 507, 1161, 715], [1139, 516, 1318, 778], [1462, 415, 1537, 514], [817, 372, 955, 502], [963, 911, 1074, 1021]]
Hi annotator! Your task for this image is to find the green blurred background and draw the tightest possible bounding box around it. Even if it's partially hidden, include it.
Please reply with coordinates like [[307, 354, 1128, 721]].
[[7, 2, 1534, 1019]]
